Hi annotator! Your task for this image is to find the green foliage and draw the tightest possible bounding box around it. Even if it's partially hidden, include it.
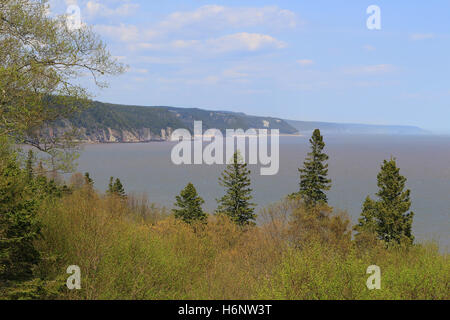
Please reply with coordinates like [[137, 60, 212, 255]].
[[0, 137, 79, 300], [107, 177, 127, 199], [0, 0, 124, 169], [0, 276, 66, 300], [293, 129, 331, 207], [257, 242, 449, 300], [69, 102, 186, 136], [25, 150, 34, 182], [173, 183, 207, 224], [64, 101, 299, 139], [0, 140, 41, 283], [84, 173, 94, 186], [28, 188, 449, 300], [216, 152, 256, 226], [355, 158, 414, 245]]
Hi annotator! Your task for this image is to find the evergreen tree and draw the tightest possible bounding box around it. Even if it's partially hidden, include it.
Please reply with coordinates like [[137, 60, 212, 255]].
[[107, 177, 126, 199], [0, 141, 41, 282], [107, 177, 114, 195], [354, 158, 414, 244], [294, 129, 331, 207], [173, 183, 207, 224], [216, 151, 256, 226], [84, 172, 94, 186], [113, 178, 126, 199], [82, 172, 94, 198]]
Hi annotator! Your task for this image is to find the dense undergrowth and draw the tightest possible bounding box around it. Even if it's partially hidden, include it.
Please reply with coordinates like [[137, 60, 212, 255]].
[[24, 186, 448, 300]]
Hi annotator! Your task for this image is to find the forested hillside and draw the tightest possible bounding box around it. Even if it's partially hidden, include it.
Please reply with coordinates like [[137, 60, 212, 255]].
[[62, 101, 298, 143]]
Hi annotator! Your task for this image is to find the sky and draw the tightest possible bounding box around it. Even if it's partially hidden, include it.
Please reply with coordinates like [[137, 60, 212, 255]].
[[49, 0, 450, 133]]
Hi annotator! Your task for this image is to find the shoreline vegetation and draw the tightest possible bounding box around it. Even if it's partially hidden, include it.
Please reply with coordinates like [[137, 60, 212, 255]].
[[2, 132, 448, 300], [77, 133, 304, 145], [1, 1, 448, 301], [37, 188, 450, 300]]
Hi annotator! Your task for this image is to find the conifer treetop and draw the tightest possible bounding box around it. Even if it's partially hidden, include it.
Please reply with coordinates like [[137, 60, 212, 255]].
[[216, 151, 256, 226]]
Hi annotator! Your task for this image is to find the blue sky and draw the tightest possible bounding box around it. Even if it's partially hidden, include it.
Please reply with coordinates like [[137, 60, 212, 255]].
[[50, 1, 450, 132]]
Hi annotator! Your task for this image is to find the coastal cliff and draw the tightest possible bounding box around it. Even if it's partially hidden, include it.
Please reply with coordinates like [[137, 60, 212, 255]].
[[56, 100, 298, 143]]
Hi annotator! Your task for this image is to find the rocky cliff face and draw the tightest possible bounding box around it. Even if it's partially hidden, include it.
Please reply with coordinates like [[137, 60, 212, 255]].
[[80, 127, 174, 143], [47, 125, 175, 143]]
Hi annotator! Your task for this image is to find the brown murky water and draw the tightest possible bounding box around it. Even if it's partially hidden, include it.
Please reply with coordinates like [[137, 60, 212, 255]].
[[75, 134, 450, 249]]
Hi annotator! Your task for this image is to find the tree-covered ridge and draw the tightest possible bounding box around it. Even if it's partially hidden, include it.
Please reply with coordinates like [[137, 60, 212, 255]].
[[65, 100, 299, 138], [67, 102, 184, 136]]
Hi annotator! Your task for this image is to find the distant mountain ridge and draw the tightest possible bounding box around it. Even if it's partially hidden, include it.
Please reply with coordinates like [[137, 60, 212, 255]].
[[286, 120, 429, 135], [60, 101, 297, 143], [52, 100, 429, 143]]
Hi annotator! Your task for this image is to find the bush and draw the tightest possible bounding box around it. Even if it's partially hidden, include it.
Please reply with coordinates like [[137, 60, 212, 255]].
[[27, 187, 449, 300]]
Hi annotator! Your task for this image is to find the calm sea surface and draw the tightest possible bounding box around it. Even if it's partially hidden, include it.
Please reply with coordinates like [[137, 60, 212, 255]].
[[75, 135, 450, 249]]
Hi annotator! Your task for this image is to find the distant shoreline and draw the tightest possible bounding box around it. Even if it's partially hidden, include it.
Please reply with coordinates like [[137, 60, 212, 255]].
[[78, 133, 304, 145]]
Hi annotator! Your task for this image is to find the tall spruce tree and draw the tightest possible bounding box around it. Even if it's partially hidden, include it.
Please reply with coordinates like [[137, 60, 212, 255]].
[[0, 140, 41, 282], [354, 158, 414, 244], [107, 177, 126, 199], [173, 183, 207, 224], [113, 178, 126, 199], [216, 151, 256, 226], [107, 177, 114, 195], [294, 129, 331, 207]]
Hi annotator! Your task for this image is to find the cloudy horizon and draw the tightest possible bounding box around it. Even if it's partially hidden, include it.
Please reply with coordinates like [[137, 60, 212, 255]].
[[49, 1, 450, 133]]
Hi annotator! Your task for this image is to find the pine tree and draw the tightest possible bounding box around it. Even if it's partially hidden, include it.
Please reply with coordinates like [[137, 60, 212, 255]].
[[294, 129, 331, 207], [354, 158, 414, 244], [0, 141, 41, 282], [113, 178, 126, 199], [173, 183, 207, 224], [107, 177, 126, 199], [82, 172, 94, 198], [84, 172, 94, 186], [107, 177, 114, 195], [216, 151, 256, 226]]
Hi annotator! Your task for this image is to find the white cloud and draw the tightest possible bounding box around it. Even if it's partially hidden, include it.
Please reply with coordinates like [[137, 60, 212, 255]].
[[297, 59, 314, 66], [158, 5, 298, 31], [410, 33, 435, 41], [65, 0, 78, 6], [95, 5, 297, 42], [206, 33, 286, 53], [156, 67, 254, 87], [94, 23, 140, 42], [363, 44, 376, 51], [128, 33, 286, 54], [86, 1, 139, 18], [92, 4, 293, 56]]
